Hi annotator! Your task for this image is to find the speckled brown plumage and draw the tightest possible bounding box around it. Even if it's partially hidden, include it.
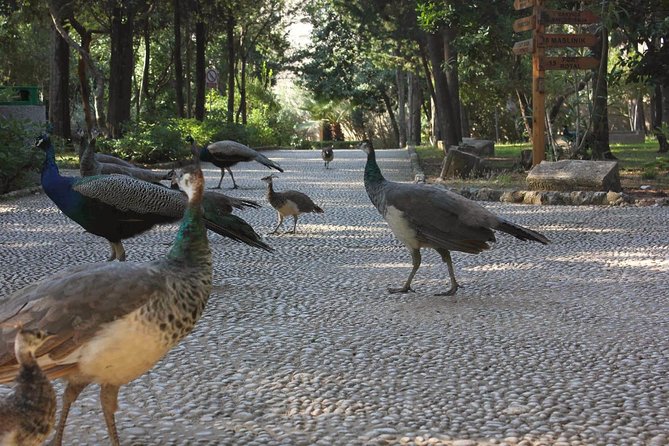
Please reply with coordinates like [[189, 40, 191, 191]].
[[0, 329, 56, 446], [261, 175, 324, 234]]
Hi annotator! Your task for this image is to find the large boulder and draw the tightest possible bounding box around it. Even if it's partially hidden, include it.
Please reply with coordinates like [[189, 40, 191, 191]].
[[441, 148, 481, 178], [461, 138, 495, 156], [527, 160, 622, 192]]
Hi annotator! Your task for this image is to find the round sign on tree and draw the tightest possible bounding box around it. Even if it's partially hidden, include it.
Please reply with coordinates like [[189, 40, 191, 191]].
[[206, 68, 218, 88]]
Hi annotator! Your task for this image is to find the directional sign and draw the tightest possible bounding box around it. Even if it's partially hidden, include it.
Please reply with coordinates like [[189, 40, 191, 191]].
[[537, 33, 599, 48], [540, 56, 599, 70], [513, 38, 534, 55], [540, 9, 599, 25], [514, 0, 535, 10], [513, 15, 535, 33]]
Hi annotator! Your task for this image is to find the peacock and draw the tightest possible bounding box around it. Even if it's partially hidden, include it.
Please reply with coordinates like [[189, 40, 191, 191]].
[[261, 174, 324, 234], [0, 328, 56, 446], [187, 135, 284, 189], [0, 164, 214, 446], [321, 145, 334, 169], [78, 128, 172, 183], [359, 140, 549, 296], [38, 134, 271, 261]]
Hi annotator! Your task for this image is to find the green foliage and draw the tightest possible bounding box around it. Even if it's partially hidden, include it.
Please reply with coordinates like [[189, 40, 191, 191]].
[[0, 118, 42, 194], [97, 120, 188, 164]]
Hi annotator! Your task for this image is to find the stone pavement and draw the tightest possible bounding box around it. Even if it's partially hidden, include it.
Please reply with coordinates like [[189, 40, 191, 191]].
[[0, 149, 667, 445]]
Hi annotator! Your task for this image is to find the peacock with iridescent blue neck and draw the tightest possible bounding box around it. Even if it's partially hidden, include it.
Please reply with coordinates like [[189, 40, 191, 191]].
[[35, 134, 271, 261]]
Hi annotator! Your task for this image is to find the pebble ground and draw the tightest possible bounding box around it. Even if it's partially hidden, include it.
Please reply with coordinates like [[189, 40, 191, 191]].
[[0, 149, 667, 446]]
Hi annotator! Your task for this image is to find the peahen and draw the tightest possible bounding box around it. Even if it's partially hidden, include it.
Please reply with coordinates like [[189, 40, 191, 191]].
[[187, 135, 284, 189], [38, 134, 271, 261], [0, 328, 56, 446], [261, 174, 324, 234], [0, 164, 214, 446], [78, 128, 172, 183], [359, 140, 549, 296], [321, 145, 334, 169]]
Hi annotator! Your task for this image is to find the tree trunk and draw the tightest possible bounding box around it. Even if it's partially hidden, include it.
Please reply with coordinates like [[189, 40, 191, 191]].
[[138, 19, 151, 117], [194, 20, 206, 121], [226, 14, 235, 123], [589, 27, 614, 160], [425, 29, 458, 151], [173, 0, 185, 117], [49, 23, 71, 139], [77, 30, 94, 132], [395, 68, 407, 147], [652, 84, 669, 152], [661, 81, 669, 153], [380, 87, 400, 147], [443, 26, 462, 142], [407, 71, 422, 146], [108, 5, 135, 138], [238, 55, 248, 125], [516, 89, 532, 140]]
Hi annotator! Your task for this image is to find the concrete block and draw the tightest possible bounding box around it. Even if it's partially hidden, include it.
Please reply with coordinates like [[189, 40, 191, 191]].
[[527, 160, 622, 192]]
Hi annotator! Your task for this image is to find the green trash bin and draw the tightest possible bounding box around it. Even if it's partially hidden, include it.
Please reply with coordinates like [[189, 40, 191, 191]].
[[0, 86, 41, 105]]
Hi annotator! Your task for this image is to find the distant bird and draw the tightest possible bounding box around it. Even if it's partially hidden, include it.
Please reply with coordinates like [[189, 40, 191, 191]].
[[0, 164, 213, 446], [187, 135, 283, 189], [37, 134, 271, 261], [321, 146, 334, 169], [359, 140, 549, 295], [78, 128, 172, 183], [261, 174, 323, 234], [0, 328, 56, 446]]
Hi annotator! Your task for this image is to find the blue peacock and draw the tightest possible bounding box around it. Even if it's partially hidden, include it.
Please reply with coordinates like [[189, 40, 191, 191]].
[[37, 134, 271, 260]]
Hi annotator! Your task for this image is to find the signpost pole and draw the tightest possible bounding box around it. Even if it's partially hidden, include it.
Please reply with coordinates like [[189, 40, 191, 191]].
[[532, 0, 545, 166]]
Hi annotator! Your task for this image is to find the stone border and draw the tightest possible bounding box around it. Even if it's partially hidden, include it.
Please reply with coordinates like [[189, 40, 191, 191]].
[[406, 145, 669, 207]]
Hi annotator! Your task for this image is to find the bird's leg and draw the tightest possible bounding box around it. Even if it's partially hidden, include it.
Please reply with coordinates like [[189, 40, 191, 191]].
[[289, 215, 298, 234], [50, 381, 88, 446], [100, 384, 122, 446], [269, 214, 284, 234], [227, 168, 238, 189], [389, 248, 421, 294], [435, 249, 460, 296], [111, 242, 126, 262], [210, 169, 224, 189], [106, 241, 116, 262]]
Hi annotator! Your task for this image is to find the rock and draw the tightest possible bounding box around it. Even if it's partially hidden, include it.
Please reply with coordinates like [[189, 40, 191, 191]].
[[526, 160, 622, 192], [462, 138, 495, 156], [442, 148, 482, 178]]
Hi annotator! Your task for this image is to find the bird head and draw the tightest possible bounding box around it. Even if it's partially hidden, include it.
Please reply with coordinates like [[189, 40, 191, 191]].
[[176, 164, 204, 201], [358, 139, 374, 155], [34, 134, 51, 150], [14, 327, 53, 361], [261, 174, 278, 184]]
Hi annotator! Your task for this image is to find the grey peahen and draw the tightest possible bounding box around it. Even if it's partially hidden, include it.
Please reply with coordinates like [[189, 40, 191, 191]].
[[38, 134, 271, 261], [0, 164, 214, 446], [321, 145, 334, 169], [0, 328, 56, 446], [261, 174, 324, 234], [359, 140, 549, 296], [187, 135, 283, 189], [78, 128, 172, 183]]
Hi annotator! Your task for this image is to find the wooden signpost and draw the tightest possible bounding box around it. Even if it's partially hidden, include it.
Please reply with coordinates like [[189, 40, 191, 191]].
[[513, 0, 600, 166]]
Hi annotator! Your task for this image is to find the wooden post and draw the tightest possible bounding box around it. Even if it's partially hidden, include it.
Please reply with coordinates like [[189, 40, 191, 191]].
[[532, 0, 545, 166]]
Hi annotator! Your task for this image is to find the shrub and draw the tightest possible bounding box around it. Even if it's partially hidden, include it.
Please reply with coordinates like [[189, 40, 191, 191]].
[[0, 118, 43, 194], [97, 120, 188, 164]]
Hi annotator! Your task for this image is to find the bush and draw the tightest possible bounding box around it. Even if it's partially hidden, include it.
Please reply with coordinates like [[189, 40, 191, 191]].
[[0, 118, 43, 194], [97, 120, 188, 164]]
